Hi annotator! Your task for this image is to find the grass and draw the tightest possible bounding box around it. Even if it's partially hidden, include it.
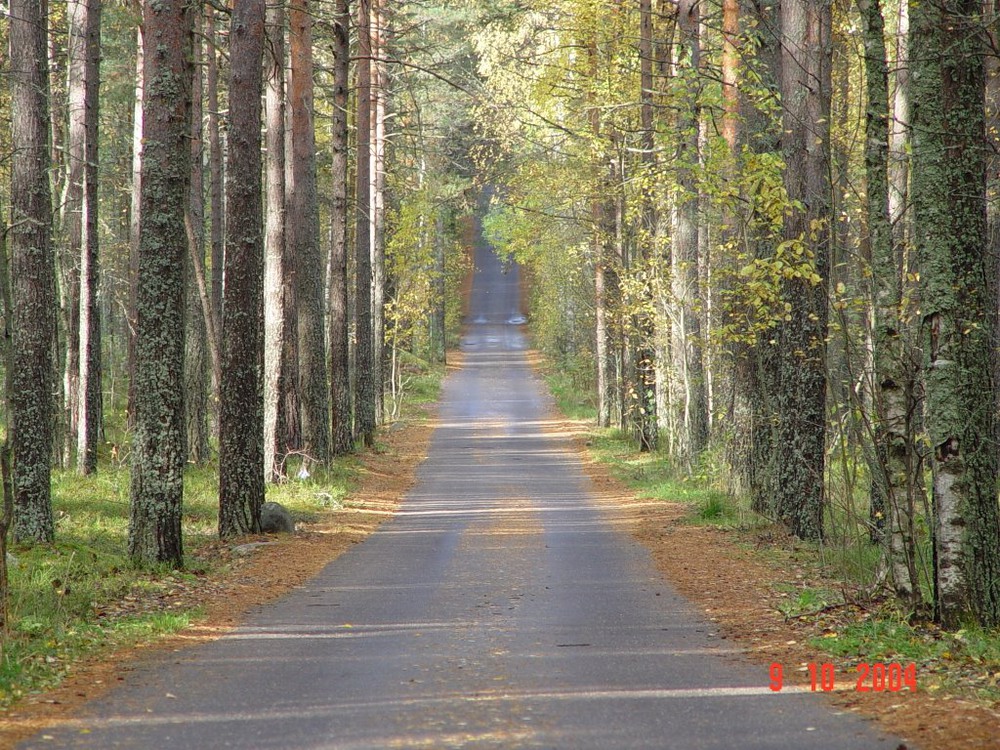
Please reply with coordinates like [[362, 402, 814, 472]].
[[812, 616, 1000, 700], [0, 460, 357, 708], [0, 359, 447, 710]]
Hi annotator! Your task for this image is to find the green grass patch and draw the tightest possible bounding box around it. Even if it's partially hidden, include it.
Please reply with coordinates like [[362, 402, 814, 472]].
[[543, 368, 596, 421], [1, 462, 359, 709], [811, 617, 1000, 700], [1, 361, 445, 711]]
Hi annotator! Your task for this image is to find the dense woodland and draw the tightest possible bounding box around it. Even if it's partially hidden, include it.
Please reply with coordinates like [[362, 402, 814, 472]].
[[1, 0, 1000, 638]]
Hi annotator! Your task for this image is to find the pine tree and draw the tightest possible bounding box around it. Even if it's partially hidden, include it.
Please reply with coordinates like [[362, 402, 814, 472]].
[[128, 0, 193, 567], [219, 0, 267, 537], [10, 0, 57, 543]]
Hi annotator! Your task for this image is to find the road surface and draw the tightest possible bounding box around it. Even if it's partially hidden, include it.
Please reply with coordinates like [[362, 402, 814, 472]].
[[21, 225, 909, 749]]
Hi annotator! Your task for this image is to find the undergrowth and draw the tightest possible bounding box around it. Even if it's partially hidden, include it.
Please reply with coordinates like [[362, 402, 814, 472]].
[[0, 361, 445, 711], [542, 356, 1000, 704]]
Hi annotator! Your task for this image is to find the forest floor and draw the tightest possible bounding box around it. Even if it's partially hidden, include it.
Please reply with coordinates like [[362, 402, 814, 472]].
[[3, 368, 1000, 748], [573, 435, 1000, 750]]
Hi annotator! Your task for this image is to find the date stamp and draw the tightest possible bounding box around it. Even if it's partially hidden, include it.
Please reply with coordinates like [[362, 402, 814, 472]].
[[769, 662, 917, 693]]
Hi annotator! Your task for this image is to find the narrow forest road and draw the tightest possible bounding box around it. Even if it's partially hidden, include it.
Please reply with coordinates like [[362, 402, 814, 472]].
[[19, 235, 909, 749]]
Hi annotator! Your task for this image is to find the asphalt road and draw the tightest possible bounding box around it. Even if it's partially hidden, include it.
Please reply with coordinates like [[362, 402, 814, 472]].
[[21, 230, 909, 749]]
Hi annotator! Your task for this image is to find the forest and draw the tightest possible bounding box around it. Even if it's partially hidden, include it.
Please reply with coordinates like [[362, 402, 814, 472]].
[[1, 0, 1000, 708]]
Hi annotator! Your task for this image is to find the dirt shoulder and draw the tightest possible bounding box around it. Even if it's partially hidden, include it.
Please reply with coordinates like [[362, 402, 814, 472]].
[[569, 423, 1000, 750], [0, 413, 435, 750], [6, 371, 999, 749]]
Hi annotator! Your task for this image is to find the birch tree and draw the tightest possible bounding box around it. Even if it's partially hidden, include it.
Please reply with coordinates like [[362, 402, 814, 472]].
[[910, 0, 1000, 626]]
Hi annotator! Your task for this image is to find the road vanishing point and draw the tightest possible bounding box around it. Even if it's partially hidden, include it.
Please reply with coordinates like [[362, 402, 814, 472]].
[[20, 227, 910, 749]]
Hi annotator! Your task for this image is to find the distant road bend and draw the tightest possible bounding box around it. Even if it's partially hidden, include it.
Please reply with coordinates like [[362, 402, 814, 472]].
[[21, 225, 910, 748]]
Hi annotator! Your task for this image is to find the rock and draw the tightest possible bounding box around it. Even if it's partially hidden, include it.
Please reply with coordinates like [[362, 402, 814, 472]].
[[260, 501, 295, 533], [5, 552, 17, 569]]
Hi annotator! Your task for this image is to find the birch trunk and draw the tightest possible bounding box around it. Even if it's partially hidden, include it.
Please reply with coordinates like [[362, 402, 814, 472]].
[[264, 2, 288, 481]]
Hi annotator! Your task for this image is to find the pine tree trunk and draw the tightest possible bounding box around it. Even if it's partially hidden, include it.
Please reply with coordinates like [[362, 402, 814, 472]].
[[772, 0, 832, 542], [355, 0, 377, 446], [128, 0, 193, 567], [281, 61, 302, 456], [329, 0, 354, 455], [289, 0, 330, 463], [10, 0, 56, 544], [911, 0, 1000, 627], [219, 0, 266, 538], [264, 1, 288, 481]]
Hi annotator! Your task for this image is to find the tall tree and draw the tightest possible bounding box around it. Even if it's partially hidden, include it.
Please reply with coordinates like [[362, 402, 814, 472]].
[[1, 191, 13, 627], [772, 0, 832, 541], [206, 6, 225, 404], [910, 0, 1000, 626], [219, 0, 267, 538], [10, 0, 56, 543], [860, 0, 919, 603], [289, 0, 330, 463], [66, 0, 103, 474], [264, 0, 288, 481], [355, 0, 377, 446], [128, 0, 193, 567], [371, 0, 389, 424], [62, 0, 86, 467], [329, 0, 354, 455], [670, 1, 708, 468], [185, 7, 210, 465], [633, 0, 658, 452], [127, 26, 144, 430]]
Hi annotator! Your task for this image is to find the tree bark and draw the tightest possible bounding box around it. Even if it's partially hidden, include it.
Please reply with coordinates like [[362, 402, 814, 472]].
[[911, 0, 1000, 626], [65, 0, 103, 475], [860, 0, 919, 603], [62, 0, 87, 468], [0, 187, 14, 628], [219, 0, 266, 538], [671, 4, 708, 470], [264, 1, 288, 481], [772, 0, 832, 541], [355, 0, 377, 446], [329, 0, 354, 455], [185, 7, 210, 466], [727, 0, 781, 513], [289, 0, 330, 463], [206, 6, 225, 412], [10, 0, 56, 544], [371, 0, 388, 425], [634, 0, 658, 452], [128, 0, 193, 567], [127, 26, 144, 432]]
